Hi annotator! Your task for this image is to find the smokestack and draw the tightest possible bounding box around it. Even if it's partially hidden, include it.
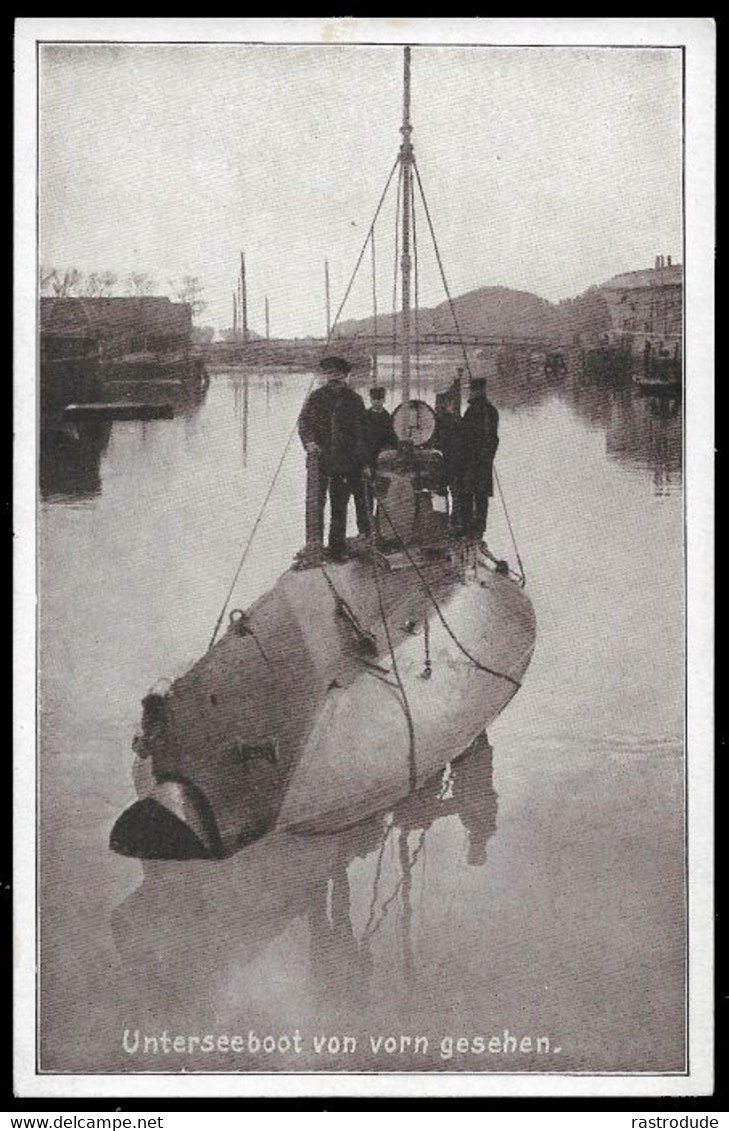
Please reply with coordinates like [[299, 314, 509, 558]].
[[655, 255, 661, 270], [667, 255, 672, 266], [265, 296, 270, 341]]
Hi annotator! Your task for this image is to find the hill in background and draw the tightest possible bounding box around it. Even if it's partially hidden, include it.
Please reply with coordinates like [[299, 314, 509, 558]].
[[335, 281, 613, 346]]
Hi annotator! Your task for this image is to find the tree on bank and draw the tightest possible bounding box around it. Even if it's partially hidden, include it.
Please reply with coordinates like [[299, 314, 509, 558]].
[[173, 275, 207, 321], [39, 266, 207, 320], [86, 271, 118, 297], [40, 266, 84, 297], [125, 272, 157, 296]]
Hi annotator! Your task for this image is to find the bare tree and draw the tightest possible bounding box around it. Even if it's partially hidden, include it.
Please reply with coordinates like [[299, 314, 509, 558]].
[[125, 272, 157, 296], [86, 271, 118, 297], [173, 275, 207, 320], [41, 267, 84, 297], [40, 265, 58, 296]]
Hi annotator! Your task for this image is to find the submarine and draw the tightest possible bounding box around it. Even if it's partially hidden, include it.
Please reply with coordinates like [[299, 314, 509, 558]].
[[110, 47, 536, 862]]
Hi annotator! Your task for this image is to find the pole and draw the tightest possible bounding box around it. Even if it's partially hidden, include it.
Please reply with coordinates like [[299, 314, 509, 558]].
[[400, 46, 413, 433], [232, 291, 237, 339], [371, 231, 378, 380], [240, 252, 249, 343], [265, 296, 270, 341], [325, 258, 331, 341]]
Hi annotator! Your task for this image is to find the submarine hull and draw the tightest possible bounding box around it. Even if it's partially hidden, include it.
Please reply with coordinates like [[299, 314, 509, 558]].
[[110, 548, 535, 859]]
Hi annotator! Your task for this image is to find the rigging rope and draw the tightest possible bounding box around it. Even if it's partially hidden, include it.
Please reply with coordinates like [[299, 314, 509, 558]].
[[370, 521, 418, 793], [391, 159, 404, 386], [329, 155, 401, 342], [363, 826, 427, 942], [363, 813, 395, 937], [208, 158, 402, 649], [410, 170, 422, 398], [493, 467, 527, 587], [374, 495, 522, 689], [371, 228, 378, 380], [207, 378, 317, 650], [413, 163, 473, 381], [413, 160, 527, 585]]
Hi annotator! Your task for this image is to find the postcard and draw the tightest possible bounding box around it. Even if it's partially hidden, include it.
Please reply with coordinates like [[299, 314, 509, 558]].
[[13, 17, 715, 1101]]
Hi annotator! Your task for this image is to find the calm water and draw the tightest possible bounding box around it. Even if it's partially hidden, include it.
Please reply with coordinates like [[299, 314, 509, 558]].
[[39, 364, 685, 1074]]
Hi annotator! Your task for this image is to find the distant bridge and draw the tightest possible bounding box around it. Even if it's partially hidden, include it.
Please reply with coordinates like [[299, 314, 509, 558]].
[[199, 332, 555, 370], [332, 332, 553, 349]]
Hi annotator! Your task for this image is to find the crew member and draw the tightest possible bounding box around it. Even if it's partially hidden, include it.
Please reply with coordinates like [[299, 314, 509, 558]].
[[460, 376, 499, 541], [298, 356, 369, 561], [431, 390, 464, 533], [363, 386, 397, 473]]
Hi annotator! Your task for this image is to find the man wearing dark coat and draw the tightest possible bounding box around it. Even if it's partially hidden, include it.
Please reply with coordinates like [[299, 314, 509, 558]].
[[298, 356, 370, 560], [431, 390, 465, 532], [363, 386, 398, 472], [460, 376, 499, 540], [362, 386, 398, 517]]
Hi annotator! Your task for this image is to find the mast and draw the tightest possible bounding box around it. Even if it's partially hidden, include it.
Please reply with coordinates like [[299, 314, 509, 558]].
[[400, 46, 414, 430], [240, 251, 249, 343], [325, 258, 331, 340], [232, 290, 238, 339]]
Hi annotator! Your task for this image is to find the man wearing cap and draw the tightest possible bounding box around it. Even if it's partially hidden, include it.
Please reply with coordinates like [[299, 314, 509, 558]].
[[460, 376, 499, 541], [297, 356, 370, 561], [363, 387, 398, 474], [431, 389, 465, 532]]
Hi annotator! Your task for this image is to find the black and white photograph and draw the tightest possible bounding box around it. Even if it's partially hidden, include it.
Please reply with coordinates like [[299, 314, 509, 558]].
[[14, 17, 714, 1100]]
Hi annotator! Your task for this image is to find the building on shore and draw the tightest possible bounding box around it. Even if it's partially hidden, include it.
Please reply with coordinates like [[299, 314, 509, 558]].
[[41, 296, 193, 361], [600, 256, 682, 359], [40, 296, 199, 413]]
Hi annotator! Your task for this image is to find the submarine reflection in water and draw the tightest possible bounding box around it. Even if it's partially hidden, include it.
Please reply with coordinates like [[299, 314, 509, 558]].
[[111, 733, 497, 1005]]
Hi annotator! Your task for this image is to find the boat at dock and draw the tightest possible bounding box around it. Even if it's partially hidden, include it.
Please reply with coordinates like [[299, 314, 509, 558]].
[[110, 46, 537, 861], [632, 355, 682, 395]]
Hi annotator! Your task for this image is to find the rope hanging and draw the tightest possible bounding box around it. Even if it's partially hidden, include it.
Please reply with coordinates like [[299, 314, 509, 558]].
[[362, 826, 427, 942], [410, 170, 422, 398], [493, 467, 527, 587], [375, 495, 522, 689], [207, 381, 316, 650], [371, 228, 378, 380], [370, 521, 418, 793], [208, 158, 401, 648]]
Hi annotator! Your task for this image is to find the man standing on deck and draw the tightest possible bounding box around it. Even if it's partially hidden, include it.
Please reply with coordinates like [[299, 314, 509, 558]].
[[431, 390, 465, 533], [363, 386, 398, 474], [298, 356, 370, 561], [460, 376, 499, 541]]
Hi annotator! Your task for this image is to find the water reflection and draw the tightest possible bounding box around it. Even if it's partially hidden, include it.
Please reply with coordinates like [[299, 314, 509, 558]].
[[39, 375, 209, 503], [39, 365, 685, 1072], [40, 420, 112, 503], [111, 733, 496, 1018], [561, 380, 682, 492]]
